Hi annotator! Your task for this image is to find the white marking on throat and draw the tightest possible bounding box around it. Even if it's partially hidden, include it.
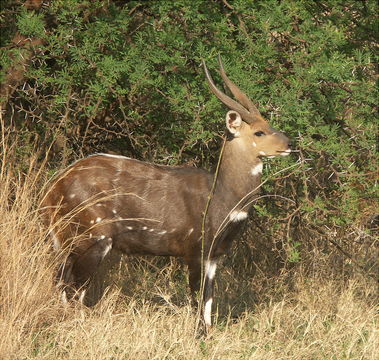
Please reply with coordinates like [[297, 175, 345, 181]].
[[281, 149, 291, 156], [229, 210, 248, 222], [251, 162, 263, 176], [204, 298, 213, 326]]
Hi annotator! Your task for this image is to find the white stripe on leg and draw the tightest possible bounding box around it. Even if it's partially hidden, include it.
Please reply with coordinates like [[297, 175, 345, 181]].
[[203, 260, 217, 326], [61, 290, 68, 305], [205, 260, 217, 280], [204, 297, 213, 326], [79, 289, 87, 304]]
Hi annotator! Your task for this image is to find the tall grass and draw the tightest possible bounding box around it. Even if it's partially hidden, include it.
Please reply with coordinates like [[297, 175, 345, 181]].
[[0, 134, 377, 359]]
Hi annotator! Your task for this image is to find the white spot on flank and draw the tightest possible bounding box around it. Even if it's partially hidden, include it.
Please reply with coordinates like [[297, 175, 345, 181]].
[[112, 209, 117, 214], [96, 217, 102, 223], [127, 226, 133, 230], [90, 220, 94, 224], [69, 194, 76, 199], [99, 235, 106, 240], [89, 233, 93, 238], [158, 230, 167, 235], [229, 210, 248, 222], [204, 298, 213, 326], [142, 226, 147, 230], [149, 229, 154, 232], [205, 260, 217, 280], [251, 162, 263, 176]]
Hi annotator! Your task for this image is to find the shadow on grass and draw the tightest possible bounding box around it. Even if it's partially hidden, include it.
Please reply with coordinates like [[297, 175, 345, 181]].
[[83, 229, 287, 324]]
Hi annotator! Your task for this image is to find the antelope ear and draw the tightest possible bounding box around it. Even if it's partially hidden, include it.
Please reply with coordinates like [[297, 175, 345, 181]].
[[226, 110, 243, 136]]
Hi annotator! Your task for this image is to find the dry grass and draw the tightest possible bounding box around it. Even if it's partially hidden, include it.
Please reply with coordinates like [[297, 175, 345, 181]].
[[0, 149, 377, 360]]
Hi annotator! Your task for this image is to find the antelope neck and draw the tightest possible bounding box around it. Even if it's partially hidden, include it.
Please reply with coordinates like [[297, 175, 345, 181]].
[[214, 139, 262, 208]]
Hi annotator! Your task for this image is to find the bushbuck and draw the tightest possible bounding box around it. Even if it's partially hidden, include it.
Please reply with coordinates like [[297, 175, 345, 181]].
[[41, 56, 291, 327]]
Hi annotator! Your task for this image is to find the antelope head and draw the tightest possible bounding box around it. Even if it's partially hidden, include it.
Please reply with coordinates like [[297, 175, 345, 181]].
[[203, 56, 291, 159]]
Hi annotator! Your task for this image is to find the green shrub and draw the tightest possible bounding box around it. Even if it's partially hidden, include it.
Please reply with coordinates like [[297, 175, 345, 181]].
[[0, 0, 377, 277]]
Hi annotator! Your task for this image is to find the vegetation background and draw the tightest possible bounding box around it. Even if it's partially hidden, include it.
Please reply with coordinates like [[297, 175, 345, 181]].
[[0, 0, 377, 359]]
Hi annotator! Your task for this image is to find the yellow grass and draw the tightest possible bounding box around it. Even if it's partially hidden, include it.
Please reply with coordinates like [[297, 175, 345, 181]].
[[0, 150, 377, 360]]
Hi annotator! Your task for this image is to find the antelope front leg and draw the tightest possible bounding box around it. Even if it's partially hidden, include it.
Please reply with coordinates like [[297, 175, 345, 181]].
[[59, 237, 113, 304], [188, 258, 218, 328], [203, 259, 217, 327], [188, 258, 201, 307]]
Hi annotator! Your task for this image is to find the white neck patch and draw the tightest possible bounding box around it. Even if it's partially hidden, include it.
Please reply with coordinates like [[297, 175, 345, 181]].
[[230, 210, 248, 222], [251, 162, 263, 176]]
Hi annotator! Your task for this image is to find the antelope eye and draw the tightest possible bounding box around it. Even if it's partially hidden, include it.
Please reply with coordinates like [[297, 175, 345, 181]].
[[254, 131, 265, 137]]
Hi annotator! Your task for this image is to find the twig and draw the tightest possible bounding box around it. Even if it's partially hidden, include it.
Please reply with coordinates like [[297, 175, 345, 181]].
[[221, 0, 234, 10]]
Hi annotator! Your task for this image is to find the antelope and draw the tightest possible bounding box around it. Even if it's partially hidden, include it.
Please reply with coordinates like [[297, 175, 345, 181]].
[[41, 56, 291, 327]]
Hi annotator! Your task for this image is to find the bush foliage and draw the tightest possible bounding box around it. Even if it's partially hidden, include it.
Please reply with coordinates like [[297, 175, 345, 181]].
[[0, 0, 377, 280]]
